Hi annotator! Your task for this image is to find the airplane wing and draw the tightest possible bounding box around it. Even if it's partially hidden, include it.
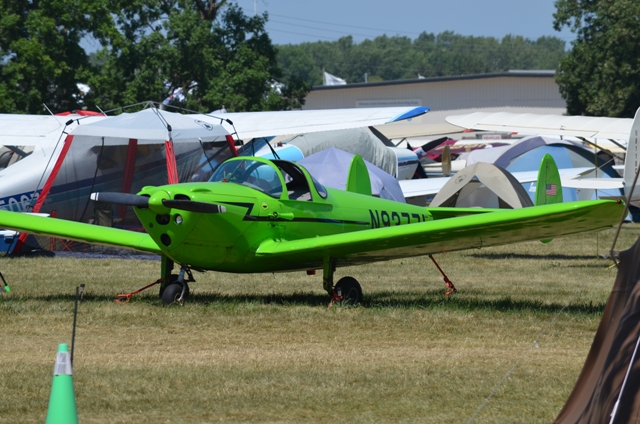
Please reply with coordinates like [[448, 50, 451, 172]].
[[0, 211, 161, 254], [445, 112, 632, 140], [256, 200, 622, 267], [196, 106, 430, 140], [561, 178, 624, 190], [0, 114, 106, 147], [0, 107, 428, 147]]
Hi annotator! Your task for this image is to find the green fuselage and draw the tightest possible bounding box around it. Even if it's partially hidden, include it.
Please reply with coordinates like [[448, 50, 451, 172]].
[[134, 181, 433, 272]]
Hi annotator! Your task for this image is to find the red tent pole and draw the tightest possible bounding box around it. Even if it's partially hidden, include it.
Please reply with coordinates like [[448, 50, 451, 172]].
[[13, 134, 75, 252], [117, 138, 138, 219], [165, 139, 179, 184], [226, 134, 239, 157]]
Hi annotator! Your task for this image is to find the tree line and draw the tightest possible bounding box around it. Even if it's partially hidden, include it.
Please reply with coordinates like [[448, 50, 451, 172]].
[[1, 1, 640, 117], [277, 33, 567, 86]]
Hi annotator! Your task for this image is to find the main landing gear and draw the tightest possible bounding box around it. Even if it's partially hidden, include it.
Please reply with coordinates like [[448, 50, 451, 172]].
[[323, 258, 363, 306], [321, 255, 457, 307]]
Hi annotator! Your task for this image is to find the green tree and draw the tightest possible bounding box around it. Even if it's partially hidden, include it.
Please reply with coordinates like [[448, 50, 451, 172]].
[[0, 0, 116, 113], [277, 32, 566, 87], [86, 1, 307, 112], [554, 0, 640, 117]]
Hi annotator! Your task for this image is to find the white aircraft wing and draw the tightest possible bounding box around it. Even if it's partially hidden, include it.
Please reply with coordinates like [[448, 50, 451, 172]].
[[561, 178, 624, 190], [399, 167, 595, 200], [445, 112, 632, 140], [197, 106, 430, 140], [0, 114, 106, 147]]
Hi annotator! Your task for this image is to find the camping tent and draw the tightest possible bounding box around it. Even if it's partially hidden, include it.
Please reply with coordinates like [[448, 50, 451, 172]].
[[298, 148, 406, 203], [430, 162, 533, 209], [464, 135, 621, 203]]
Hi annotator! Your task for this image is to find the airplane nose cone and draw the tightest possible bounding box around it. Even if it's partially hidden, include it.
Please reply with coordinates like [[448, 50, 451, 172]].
[[148, 190, 171, 214]]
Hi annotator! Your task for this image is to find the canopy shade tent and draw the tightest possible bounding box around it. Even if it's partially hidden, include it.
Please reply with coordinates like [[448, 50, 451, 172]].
[[298, 148, 406, 203], [70, 107, 230, 145], [13, 108, 235, 253]]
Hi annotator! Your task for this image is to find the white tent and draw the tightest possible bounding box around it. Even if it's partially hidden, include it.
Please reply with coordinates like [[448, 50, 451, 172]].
[[430, 162, 533, 209]]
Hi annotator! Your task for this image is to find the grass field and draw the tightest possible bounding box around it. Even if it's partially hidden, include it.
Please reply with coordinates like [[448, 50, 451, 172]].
[[0, 224, 638, 423]]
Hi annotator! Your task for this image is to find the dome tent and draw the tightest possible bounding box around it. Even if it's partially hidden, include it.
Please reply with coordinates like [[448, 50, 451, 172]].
[[465, 135, 621, 203], [430, 162, 533, 209]]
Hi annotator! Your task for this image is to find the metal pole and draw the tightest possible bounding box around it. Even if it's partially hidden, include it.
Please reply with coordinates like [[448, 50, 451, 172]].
[[70, 284, 84, 365]]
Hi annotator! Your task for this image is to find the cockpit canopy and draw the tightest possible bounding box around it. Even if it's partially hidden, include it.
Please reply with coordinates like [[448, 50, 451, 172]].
[[209, 158, 327, 200]]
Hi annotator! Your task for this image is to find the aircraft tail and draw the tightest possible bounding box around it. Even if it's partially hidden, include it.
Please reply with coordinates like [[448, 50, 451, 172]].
[[623, 107, 640, 202], [535, 154, 563, 206], [346, 155, 372, 196]]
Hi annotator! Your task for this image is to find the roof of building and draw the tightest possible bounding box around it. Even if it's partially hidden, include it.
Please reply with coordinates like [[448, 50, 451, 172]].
[[312, 70, 556, 91]]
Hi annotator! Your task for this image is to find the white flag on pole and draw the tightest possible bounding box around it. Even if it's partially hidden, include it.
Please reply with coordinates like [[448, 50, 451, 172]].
[[323, 71, 347, 86]]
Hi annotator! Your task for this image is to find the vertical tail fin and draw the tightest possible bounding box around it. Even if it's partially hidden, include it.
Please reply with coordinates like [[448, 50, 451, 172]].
[[346, 155, 372, 196], [623, 107, 640, 201], [535, 154, 563, 206]]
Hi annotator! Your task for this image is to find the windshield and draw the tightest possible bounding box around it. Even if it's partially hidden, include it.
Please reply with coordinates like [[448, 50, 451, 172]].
[[209, 159, 283, 197]]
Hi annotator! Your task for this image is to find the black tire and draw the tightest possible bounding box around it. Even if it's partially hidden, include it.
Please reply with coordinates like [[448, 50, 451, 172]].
[[334, 277, 363, 305], [161, 282, 189, 305], [159, 274, 179, 297]]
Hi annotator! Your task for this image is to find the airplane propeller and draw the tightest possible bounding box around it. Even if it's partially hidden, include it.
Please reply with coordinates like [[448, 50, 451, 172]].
[[90, 192, 226, 214]]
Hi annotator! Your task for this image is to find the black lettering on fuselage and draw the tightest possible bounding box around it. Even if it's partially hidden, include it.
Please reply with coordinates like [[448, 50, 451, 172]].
[[370, 209, 426, 228], [392, 212, 400, 226], [381, 211, 390, 227], [370, 210, 380, 228]]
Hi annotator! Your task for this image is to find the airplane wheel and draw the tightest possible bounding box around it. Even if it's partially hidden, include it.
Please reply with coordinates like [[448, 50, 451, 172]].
[[159, 274, 179, 297], [335, 277, 363, 305], [161, 282, 189, 306]]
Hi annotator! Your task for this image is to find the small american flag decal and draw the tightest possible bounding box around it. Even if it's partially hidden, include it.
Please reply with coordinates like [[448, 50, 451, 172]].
[[546, 184, 557, 196]]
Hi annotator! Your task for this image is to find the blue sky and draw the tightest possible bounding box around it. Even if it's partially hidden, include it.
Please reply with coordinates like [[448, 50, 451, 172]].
[[236, 0, 576, 47]]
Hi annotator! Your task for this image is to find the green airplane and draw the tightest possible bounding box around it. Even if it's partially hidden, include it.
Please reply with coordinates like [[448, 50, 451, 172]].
[[0, 155, 625, 305]]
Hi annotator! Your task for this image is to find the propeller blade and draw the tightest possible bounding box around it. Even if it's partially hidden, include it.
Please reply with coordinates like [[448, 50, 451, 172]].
[[90, 192, 149, 208], [91, 192, 225, 214], [162, 200, 226, 214]]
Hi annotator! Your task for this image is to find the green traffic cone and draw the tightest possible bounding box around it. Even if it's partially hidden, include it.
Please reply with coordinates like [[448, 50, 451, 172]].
[[45, 343, 78, 424]]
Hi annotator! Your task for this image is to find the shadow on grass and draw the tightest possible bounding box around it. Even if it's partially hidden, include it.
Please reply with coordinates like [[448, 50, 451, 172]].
[[464, 253, 606, 260], [12, 289, 607, 315]]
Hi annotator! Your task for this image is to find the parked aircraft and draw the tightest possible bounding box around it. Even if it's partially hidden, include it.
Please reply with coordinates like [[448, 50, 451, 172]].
[[445, 107, 640, 206], [0, 155, 623, 305]]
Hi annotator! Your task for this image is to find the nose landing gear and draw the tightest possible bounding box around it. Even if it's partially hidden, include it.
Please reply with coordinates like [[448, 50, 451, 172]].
[[161, 266, 194, 306]]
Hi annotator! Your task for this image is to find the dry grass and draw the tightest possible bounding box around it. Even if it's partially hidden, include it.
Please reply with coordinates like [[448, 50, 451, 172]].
[[0, 224, 638, 423]]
